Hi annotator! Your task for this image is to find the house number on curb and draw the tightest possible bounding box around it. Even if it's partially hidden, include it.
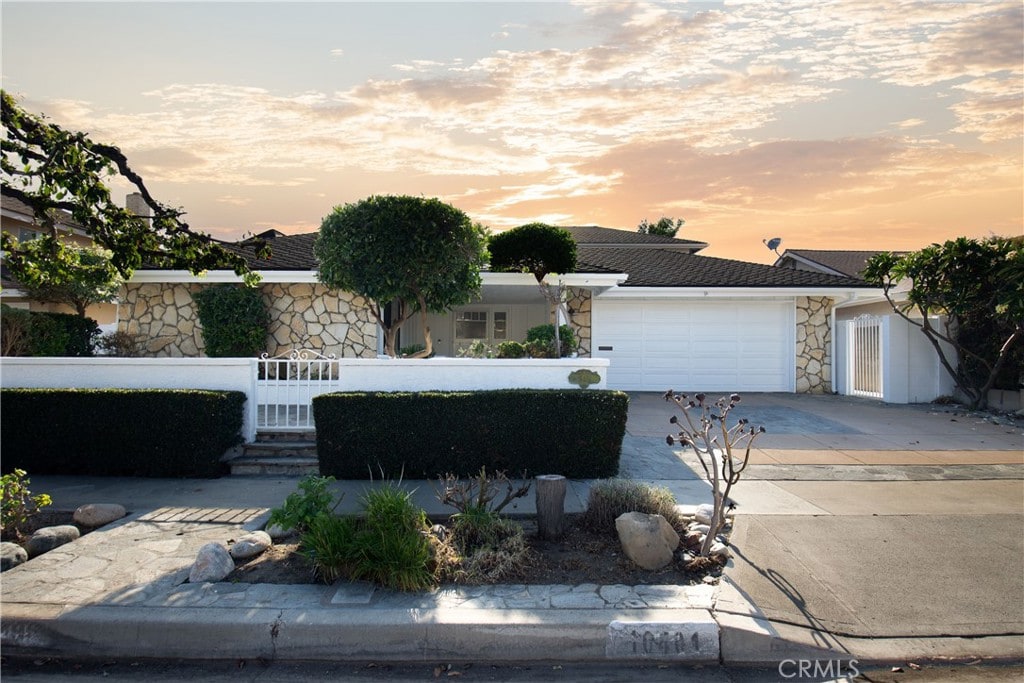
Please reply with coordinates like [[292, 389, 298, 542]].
[[605, 620, 718, 660]]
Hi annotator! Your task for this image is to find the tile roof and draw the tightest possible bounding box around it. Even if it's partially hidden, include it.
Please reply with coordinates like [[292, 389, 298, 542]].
[[155, 226, 871, 289], [777, 249, 899, 279], [577, 247, 870, 288], [1, 194, 87, 232], [560, 225, 707, 252], [220, 232, 318, 270]]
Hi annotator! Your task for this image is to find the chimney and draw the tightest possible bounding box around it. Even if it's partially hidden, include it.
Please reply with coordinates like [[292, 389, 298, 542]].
[[126, 192, 151, 223]]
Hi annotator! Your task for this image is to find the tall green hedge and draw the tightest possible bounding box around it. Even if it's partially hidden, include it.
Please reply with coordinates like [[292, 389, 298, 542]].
[[1, 389, 245, 478], [0, 305, 99, 356], [313, 390, 628, 479]]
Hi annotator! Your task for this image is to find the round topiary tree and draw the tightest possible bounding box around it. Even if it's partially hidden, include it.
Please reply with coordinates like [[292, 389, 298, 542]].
[[489, 223, 578, 357], [488, 223, 577, 283], [193, 284, 269, 357], [314, 195, 488, 358]]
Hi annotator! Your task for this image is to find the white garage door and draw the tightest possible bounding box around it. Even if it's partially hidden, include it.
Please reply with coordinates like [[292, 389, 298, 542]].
[[592, 299, 795, 392]]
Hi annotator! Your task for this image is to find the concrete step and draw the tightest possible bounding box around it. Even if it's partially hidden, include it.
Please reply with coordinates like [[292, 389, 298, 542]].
[[229, 457, 320, 477], [256, 431, 317, 443], [243, 441, 318, 458]]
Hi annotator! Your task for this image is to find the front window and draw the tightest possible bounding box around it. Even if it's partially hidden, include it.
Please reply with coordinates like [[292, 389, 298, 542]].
[[455, 310, 488, 340]]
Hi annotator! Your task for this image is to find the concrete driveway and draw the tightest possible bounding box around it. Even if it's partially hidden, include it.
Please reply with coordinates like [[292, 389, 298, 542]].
[[624, 392, 1024, 660]]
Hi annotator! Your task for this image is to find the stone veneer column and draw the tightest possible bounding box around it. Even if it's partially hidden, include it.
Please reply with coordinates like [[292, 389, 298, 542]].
[[566, 287, 592, 358], [795, 296, 833, 394], [119, 281, 377, 358]]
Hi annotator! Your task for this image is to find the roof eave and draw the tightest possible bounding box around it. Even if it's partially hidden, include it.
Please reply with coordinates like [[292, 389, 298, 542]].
[[596, 285, 882, 299]]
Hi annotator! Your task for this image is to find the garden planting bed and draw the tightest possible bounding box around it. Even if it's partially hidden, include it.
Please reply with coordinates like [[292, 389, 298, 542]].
[[227, 514, 726, 587]]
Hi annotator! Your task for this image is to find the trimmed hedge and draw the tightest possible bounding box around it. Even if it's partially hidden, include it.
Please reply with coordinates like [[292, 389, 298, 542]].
[[1, 389, 245, 478], [313, 390, 628, 479]]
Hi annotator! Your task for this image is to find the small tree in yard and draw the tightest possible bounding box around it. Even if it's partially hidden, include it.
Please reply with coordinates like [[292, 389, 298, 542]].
[[489, 223, 578, 356], [11, 238, 123, 318], [863, 236, 1023, 410], [664, 392, 765, 558], [314, 195, 488, 358]]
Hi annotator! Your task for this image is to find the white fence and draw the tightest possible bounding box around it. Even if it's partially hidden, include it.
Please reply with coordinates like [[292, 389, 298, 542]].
[[1, 355, 611, 442], [835, 315, 955, 404]]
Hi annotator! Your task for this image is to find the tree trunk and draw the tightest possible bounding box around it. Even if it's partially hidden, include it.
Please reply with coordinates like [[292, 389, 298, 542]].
[[535, 474, 567, 541]]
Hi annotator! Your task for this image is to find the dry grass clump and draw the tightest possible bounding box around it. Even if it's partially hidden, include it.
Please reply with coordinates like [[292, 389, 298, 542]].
[[581, 479, 684, 533]]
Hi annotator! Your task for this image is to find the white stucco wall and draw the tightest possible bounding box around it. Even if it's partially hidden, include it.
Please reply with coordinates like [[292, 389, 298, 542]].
[[1, 357, 256, 441]]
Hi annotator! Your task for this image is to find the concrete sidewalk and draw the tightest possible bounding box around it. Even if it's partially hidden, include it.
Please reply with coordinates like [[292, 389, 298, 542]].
[[2, 393, 1022, 666]]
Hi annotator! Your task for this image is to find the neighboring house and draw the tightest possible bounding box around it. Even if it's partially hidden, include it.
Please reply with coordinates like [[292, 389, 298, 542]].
[[0, 195, 120, 329], [775, 247, 957, 404], [774, 248, 908, 319], [120, 226, 876, 395]]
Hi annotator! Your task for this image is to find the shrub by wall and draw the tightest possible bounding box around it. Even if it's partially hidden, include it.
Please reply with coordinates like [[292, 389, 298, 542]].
[[1, 389, 245, 478], [313, 389, 628, 479]]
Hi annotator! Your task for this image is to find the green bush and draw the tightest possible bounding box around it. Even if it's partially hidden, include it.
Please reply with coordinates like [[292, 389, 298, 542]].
[[0, 306, 101, 357], [0, 389, 245, 478], [350, 483, 435, 591], [193, 284, 269, 357], [37, 312, 100, 356], [301, 514, 360, 583], [1, 305, 67, 356], [1, 469, 52, 539], [314, 390, 628, 479], [581, 479, 684, 533], [268, 475, 341, 534], [525, 324, 576, 357], [495, 340, 527, 358]]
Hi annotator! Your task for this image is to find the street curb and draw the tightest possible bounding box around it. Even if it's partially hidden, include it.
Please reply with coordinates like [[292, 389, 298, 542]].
[[0, 602, 721, 663]]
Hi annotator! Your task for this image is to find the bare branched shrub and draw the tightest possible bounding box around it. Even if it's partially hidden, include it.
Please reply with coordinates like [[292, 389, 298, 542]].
[[664, 391, 765, 557], [435, 466, 531, 516]]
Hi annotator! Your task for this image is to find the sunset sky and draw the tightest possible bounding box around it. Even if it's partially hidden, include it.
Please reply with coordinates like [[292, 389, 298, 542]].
[[3, 1, 1021, 264]]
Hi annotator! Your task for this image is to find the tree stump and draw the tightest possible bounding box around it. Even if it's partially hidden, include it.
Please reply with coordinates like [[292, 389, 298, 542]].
[[535, 474, 567, 541]]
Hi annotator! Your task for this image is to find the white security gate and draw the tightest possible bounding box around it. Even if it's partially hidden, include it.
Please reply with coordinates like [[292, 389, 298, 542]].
[[847, 315, 883, 399], [255, 349, 341, 431]]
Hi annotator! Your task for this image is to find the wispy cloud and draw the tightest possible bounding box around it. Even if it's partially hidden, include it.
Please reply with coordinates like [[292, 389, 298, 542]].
[[22, 0, 1020, 256]]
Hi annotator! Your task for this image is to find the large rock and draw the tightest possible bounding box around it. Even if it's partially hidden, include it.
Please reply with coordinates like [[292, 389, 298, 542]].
[[189, 542, 235, 583], [265, 522, 294, 541], [694, 503, 715, 525], [25, 525, 81, 558], [615, 512, 680, 570], [1, 542, 28, 571], [73, 503, 127, 528], [230, 531, 272, 559]]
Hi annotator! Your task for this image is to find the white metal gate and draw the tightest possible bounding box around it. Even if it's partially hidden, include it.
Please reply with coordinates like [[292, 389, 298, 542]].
[[847, 315, 883, 399], [255, 349, 341, 431]]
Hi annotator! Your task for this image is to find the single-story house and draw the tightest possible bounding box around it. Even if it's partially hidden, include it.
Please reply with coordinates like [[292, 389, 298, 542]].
[[120, 226, 877, 394]]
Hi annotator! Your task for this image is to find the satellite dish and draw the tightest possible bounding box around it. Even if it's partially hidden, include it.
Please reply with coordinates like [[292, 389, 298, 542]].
[[764, 237, 782, 255]]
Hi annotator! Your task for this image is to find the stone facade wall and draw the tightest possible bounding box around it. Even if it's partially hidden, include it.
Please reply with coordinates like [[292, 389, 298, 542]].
[[795, 296, 833, 394], [566, 287, 592, 358], [119, 282, 377, 358]]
